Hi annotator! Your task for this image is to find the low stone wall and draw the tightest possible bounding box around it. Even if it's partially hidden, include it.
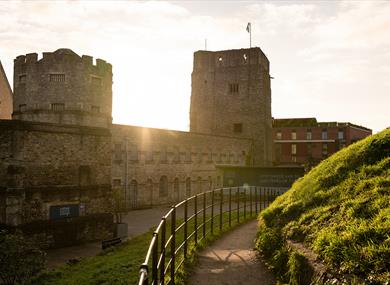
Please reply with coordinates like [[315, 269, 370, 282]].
[[1, 213, 114, 248]]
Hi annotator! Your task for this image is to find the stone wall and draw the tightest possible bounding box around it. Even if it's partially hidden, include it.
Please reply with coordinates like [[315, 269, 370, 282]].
[[0, 120, 112, 225], [111, 124, 254, 208]]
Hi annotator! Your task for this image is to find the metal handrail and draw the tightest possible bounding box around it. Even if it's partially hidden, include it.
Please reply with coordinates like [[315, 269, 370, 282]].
[[138, 186, 286, 285]]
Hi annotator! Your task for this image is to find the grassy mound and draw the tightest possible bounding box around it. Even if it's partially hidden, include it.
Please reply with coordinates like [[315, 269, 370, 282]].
[[256, 128, 390, 284]]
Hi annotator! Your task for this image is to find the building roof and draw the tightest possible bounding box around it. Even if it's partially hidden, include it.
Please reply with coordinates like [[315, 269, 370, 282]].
[[273, 118, 318, 128], [273, 117, 371, 132]]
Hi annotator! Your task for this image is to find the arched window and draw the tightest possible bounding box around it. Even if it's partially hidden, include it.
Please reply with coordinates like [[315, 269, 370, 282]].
[[130, 179, 138, 208], [146, 179, 153, 206], [173, 178, 180, 201], [159, 176, 168, 197], [185, 177, 191, 197]]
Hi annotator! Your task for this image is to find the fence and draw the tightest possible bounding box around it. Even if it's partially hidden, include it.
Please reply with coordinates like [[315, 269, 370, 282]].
[[138, 186, 286, 285]]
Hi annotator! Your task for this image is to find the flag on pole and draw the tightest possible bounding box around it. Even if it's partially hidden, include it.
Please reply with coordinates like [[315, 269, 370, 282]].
[[246, 22, 251, 33]]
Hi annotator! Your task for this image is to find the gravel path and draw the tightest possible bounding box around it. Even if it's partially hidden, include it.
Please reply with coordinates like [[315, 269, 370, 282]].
[[188, 220, 275, 285]]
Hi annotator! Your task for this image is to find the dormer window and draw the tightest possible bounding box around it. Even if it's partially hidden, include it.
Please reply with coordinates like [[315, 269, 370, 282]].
[[50, 74, 65, 82]]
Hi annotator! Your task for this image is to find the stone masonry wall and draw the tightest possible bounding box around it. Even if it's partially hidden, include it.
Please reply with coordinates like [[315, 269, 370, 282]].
[[111, 124, 254, 208], [0, 120, 112, 225]]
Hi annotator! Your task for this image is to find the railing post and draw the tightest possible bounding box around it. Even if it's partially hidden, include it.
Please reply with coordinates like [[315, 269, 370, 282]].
[[243, 187, 247, 220], [139, 263, 149, 285], [263, 187, 266, 210], [170, 206, 176, 284], [194, 195, 198, 244], [266, 188, 270, 208], [250, 186, 253, 217], [219, 188, 223, 232], [255, 186, 258, 214], [237, 187, 240, 224], [160, 218, 166, 284], [152, 233, 158, 285], [228, 188, 232, 228], [184, 199, 188, 259], [211, 189, 214, 235], [203, 192, 206, 239]]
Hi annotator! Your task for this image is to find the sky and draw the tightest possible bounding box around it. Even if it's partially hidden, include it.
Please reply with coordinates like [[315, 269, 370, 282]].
[[0, 0, 389, 133]]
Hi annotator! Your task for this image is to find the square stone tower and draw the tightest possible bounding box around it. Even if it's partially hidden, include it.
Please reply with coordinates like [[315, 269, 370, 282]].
[[190, 47, 273, 166]]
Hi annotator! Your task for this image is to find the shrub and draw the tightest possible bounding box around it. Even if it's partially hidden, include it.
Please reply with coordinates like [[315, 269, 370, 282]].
[[0, 230, 46, 285]]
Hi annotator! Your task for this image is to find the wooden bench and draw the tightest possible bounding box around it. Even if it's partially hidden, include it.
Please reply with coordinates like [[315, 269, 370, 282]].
[[102, 237, 121, 250]]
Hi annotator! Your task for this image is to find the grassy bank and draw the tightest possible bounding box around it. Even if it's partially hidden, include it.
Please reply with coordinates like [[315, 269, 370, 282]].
[[256, 129, 390, 284], [34, 208, 258, 284]]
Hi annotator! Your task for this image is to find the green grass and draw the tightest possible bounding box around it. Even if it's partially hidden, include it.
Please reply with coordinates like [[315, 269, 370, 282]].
[[33, 206, 260, 285], [256, 128, 390, 284]]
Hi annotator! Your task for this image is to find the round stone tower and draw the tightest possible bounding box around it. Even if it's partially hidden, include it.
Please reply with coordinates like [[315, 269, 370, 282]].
[[12, 48, 112, 128], [190, 47, 273, 166]]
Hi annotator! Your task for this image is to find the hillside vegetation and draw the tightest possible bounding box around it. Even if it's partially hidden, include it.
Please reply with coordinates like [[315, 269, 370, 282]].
[[256, 129, 390, 284]]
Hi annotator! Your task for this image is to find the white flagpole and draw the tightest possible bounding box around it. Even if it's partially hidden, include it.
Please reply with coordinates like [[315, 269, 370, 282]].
[[250, 23, 252, 48], [246, 22, 252, 48]]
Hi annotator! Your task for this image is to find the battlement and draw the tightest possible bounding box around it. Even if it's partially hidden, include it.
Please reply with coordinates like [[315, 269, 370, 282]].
[[14, 48, 112, 72], [193, 47, 269, 72]]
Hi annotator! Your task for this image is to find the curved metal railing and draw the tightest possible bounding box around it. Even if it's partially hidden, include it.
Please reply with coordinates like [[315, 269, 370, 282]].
[[138, 186, 286, 285]]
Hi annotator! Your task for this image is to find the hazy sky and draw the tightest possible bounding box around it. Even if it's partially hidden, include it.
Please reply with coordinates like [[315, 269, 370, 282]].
[[0, 1, 389, 133]]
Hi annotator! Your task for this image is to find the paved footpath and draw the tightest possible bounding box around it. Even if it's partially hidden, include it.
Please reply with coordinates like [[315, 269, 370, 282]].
[[188, 220, 276, 285], [46, 206, 171, 269]]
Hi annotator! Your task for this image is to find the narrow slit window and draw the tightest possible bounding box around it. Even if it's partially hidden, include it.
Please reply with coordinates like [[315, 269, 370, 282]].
[[229, 83, 239, 94]]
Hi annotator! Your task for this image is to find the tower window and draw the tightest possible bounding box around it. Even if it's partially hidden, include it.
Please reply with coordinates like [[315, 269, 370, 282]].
[[229, 83, 239, 94], [51, 103, 65, 111], [19, 104, 26, 112], [49, 73, 65, 82], [91, 105, 100, 113], [233, 123, 242, 133], [19, 74, 26, 83], [91, 76, 102, 86]]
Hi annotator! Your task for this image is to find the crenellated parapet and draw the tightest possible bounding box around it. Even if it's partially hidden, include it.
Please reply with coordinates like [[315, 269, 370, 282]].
[[13, 48, 112, 128]]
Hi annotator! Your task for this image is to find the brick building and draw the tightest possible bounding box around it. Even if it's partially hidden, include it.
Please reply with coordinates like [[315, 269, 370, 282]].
[[273, 118, 372, 168]]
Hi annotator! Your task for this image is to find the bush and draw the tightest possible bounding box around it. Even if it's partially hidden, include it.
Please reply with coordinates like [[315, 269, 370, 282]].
[[0, 230, 46, 285]]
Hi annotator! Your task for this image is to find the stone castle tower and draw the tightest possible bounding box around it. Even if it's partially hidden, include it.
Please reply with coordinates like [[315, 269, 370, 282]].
[[190, 47, 273, 166], [12, 48, 112, 128]]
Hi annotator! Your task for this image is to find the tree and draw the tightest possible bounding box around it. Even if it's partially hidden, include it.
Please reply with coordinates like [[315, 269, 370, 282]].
[[0, 230, 45, 285]]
